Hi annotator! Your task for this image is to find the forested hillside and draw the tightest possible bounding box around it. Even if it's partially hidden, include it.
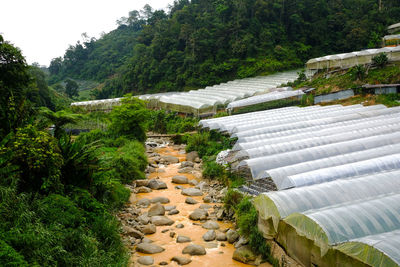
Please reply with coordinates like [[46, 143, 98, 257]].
[[49, 0, 400, 98]]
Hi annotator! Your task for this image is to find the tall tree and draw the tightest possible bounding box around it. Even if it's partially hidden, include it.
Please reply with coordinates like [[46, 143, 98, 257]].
[[65, 79, 79, 98]]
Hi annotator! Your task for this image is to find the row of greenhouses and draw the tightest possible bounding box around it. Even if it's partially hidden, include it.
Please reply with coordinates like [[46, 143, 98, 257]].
[[226, 88, 304, 111], [71, 70, 299, 115], [306, 46, 400, 70], [199, 104, 400, 266]]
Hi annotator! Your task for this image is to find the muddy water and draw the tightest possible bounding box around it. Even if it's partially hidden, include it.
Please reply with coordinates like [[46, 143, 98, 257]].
[[131, 146, 253, 267]]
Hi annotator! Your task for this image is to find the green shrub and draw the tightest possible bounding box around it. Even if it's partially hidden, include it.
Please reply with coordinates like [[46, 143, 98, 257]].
[[202, 160, 225, 179], [109, 96, 149, 142], [350, 64, 366, 80], [110, 141, 147, 183], [372, 53, 388, 68], [0, 239, 28, 266], [224, 188, 244, 213], [1, 125, 64, 193]]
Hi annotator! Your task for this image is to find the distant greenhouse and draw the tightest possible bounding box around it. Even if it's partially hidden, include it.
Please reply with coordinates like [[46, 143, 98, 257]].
[[306, 46, 400, 72], [70, 69, 299, 116]]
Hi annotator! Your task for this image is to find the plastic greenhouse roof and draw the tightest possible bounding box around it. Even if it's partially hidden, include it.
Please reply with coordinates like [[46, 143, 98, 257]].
[[227, 89, 303, 109], [281, 153, 400, 189], [232, 106, 400, 139], [265, 143, 400, 185], [237, 122, 400, 160], [256, 169, 400, 230], [241, 131, 400, 180], [284, 193, 400, 256], [221, 104, 360, 133], [336, 229, 400, 266], [233, 113, 400, 151]]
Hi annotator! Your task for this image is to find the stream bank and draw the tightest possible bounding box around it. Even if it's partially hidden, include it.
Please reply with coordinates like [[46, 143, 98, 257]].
[[117, 138, 271, 266]]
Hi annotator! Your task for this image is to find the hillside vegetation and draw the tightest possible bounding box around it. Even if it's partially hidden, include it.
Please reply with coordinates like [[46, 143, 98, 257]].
[[48, 0, 400, 99]]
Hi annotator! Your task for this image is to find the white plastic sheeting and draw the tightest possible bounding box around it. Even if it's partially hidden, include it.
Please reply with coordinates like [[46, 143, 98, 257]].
[[306, 46, 400, 70], [303, 193, 400, 245], [264, 169, 400, 219], [156, 69, 299, 115], [265, 143, 400, 184], [230, 104, 380, 134], [235, 123, 400, 159], [280, 153, 400, 189], [226, 89, 304, 109], [241, 131, 400, 179], [220, 105, 356, 133], [342, 230, 400, 265], [231, 106, 400, 139], [233, 113, 400, 150]]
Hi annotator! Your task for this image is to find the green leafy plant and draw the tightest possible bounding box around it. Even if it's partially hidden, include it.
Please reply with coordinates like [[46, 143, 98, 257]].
[[372, 53, 388, 68]]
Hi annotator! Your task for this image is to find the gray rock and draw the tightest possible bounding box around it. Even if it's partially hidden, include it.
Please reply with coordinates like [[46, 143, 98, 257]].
[[182, 244, 206, 256], [216, 232, 227, 241], [141, 224, 156, 235], [171, 256, 192, 265], [203, 230, 216, 241], [169, 231, 176, 238], [147, 166, 156, 173], [136, 179, 150, 187], [235, 236, 249, 248], [136, 243, 165, 254], [232, 245, 257, 264], [176, 224, 184, 229], [137, 198, 150, 207], [216, 209, 225, 220], [164, 205, 176, 211], [157, 169, 166, 173], [186, 151, 199, 162], [137, 186, 152, 193], [150, 197, 170, 204], [176, 235, 191, 243], [159, 261, 168, 265], [227, 229, 239, 244], [162, 155, 179, 164], [148, 203, 165, 216], [138, 256, 154, 265], [161, 229, 169, 233], [180, 161, 194, 168], [148, 179, 167, 190], [194, 157, 201, 163], [189, 208, 208, 221], [172, 175, 189, 184], [141, 237, 153, 243], [199, 204, 212, 210], [202, 221, 220, 230], [138, 214, 150, 225], [185, 197, 198, 204], [202, 195, 212, 203], [123, 226, 143, 239], [196, 182, 210, 191], [189, 179, 199, 186], [175, 185, 183, 190], [181, 188, 203, 196], [168, 209, 179, 215], [203, 242, 218, 248], [151, 216, 174, 226], [178, 167, 193, 173]]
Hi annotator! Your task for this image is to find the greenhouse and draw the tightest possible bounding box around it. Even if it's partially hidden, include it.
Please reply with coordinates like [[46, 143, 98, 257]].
[[279, 193, 400, 266], [226, 89, 303, 109], [200, 103, 400, 267], [336, 230, 400, 267], [306, 46, 400, 70], [254, 169, 400, 238]]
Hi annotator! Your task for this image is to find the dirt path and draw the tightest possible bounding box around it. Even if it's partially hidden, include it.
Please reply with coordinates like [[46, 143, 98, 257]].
[[124, 144, 261, 266]]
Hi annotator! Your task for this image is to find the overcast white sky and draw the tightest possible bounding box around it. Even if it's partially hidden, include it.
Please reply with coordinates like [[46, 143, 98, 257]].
[[0, 0, 172, 66]]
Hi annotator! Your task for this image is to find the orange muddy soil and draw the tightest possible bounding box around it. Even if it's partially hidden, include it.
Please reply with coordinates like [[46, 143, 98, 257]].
[[130, 145, 264, 267]]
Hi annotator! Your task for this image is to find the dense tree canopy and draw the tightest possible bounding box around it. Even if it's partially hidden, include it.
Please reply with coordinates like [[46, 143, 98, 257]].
[[48, 0, 400, 99]]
